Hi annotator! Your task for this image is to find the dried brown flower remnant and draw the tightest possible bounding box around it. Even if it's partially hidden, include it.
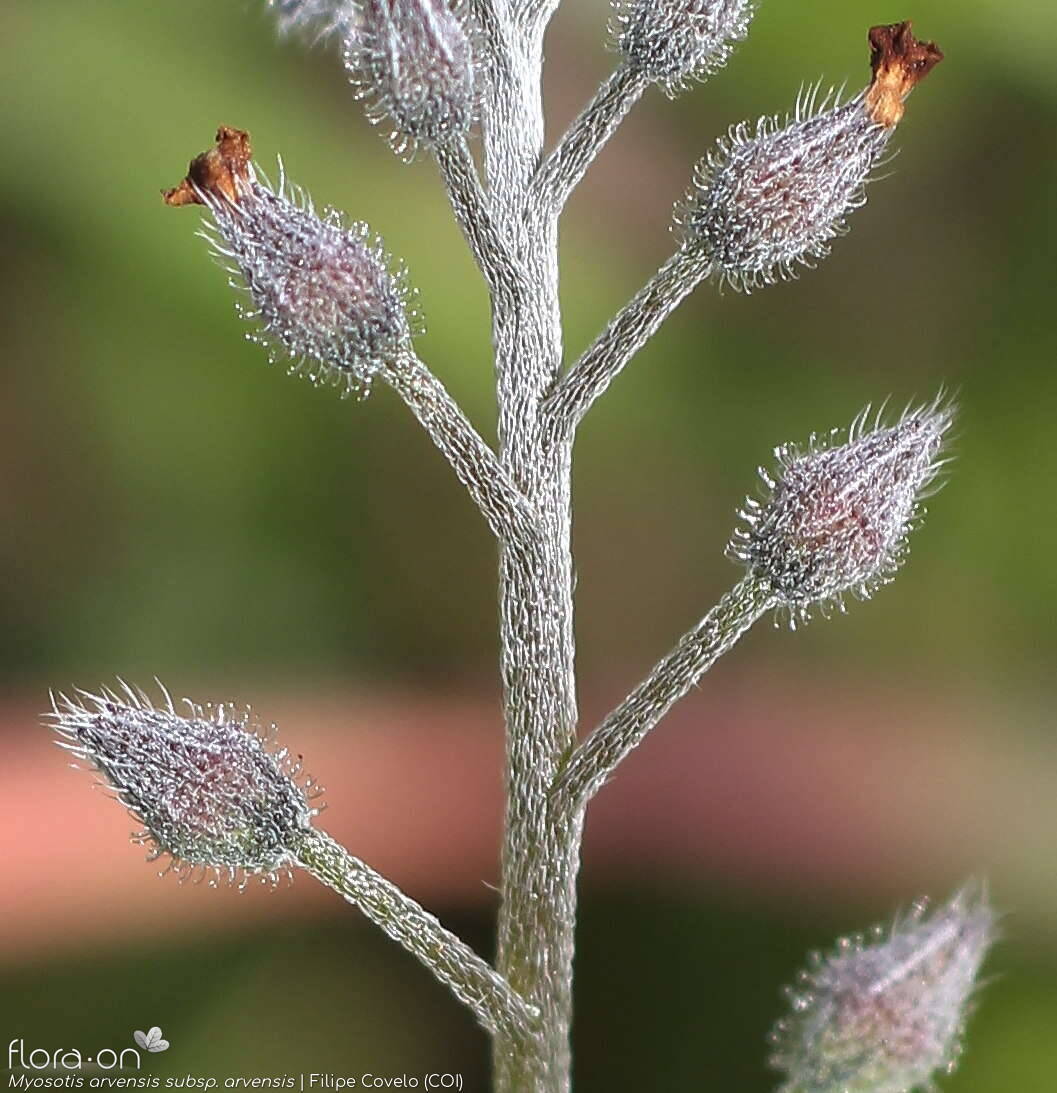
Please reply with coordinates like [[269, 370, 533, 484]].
[[162, 126, 253, 207], [866, 22, 943, 128], [166, 126, 415, 388], [681, 21, 943, 289]]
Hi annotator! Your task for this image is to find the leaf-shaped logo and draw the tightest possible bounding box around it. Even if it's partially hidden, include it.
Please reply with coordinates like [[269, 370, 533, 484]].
[[133, 1028, 170, 1053]]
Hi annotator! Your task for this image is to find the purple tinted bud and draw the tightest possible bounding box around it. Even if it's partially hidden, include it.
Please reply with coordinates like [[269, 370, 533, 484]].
[[165, 127, 415, 394], [728, 396, 954, 625], [612, 0, 754, 95], [206, 175, 414, 390], [680, 89, 891, 291], [346, 0, 478, 155], [47, 684, 321, 882], [770, 884, 996, 1093], [680, 22, 942, 291]]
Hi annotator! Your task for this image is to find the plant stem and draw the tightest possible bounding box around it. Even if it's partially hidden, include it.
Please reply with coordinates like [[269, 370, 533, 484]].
[[434, 139, 529, 306], [384, 352, 537, 543], [292, 827, 538, 1040], [533, 64, 647, 213], [483, 24, 582, 1093], [554, 577, 774, 812], [542, 246, 713, 445]]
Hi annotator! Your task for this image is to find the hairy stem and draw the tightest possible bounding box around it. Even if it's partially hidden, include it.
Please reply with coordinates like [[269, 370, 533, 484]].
[[293, 827, 539, 1040], [554, 577, 773, 812], [435, 139, 529, 305], [533, 65, 647, 215], [384, 352, 537, 543], [482, 24, 581, 1093], [516, 0, 563, 38], [468, 0, 511, 59], [542, 246, 712, 444]]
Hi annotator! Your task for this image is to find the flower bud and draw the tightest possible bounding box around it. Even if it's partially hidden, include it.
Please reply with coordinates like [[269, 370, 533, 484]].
[[164, 127, 415, 393], [770, 884, 996, 1093], [48, 684, 321, 882], [728, 395, 953, 625], [680, 22, 942, 291], [612, 0, 755, 95], [346, 0, 478, 155]]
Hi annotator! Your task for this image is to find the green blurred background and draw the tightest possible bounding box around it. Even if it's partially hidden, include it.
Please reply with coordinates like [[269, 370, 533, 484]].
[[3, 0, 1056, 1088]]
